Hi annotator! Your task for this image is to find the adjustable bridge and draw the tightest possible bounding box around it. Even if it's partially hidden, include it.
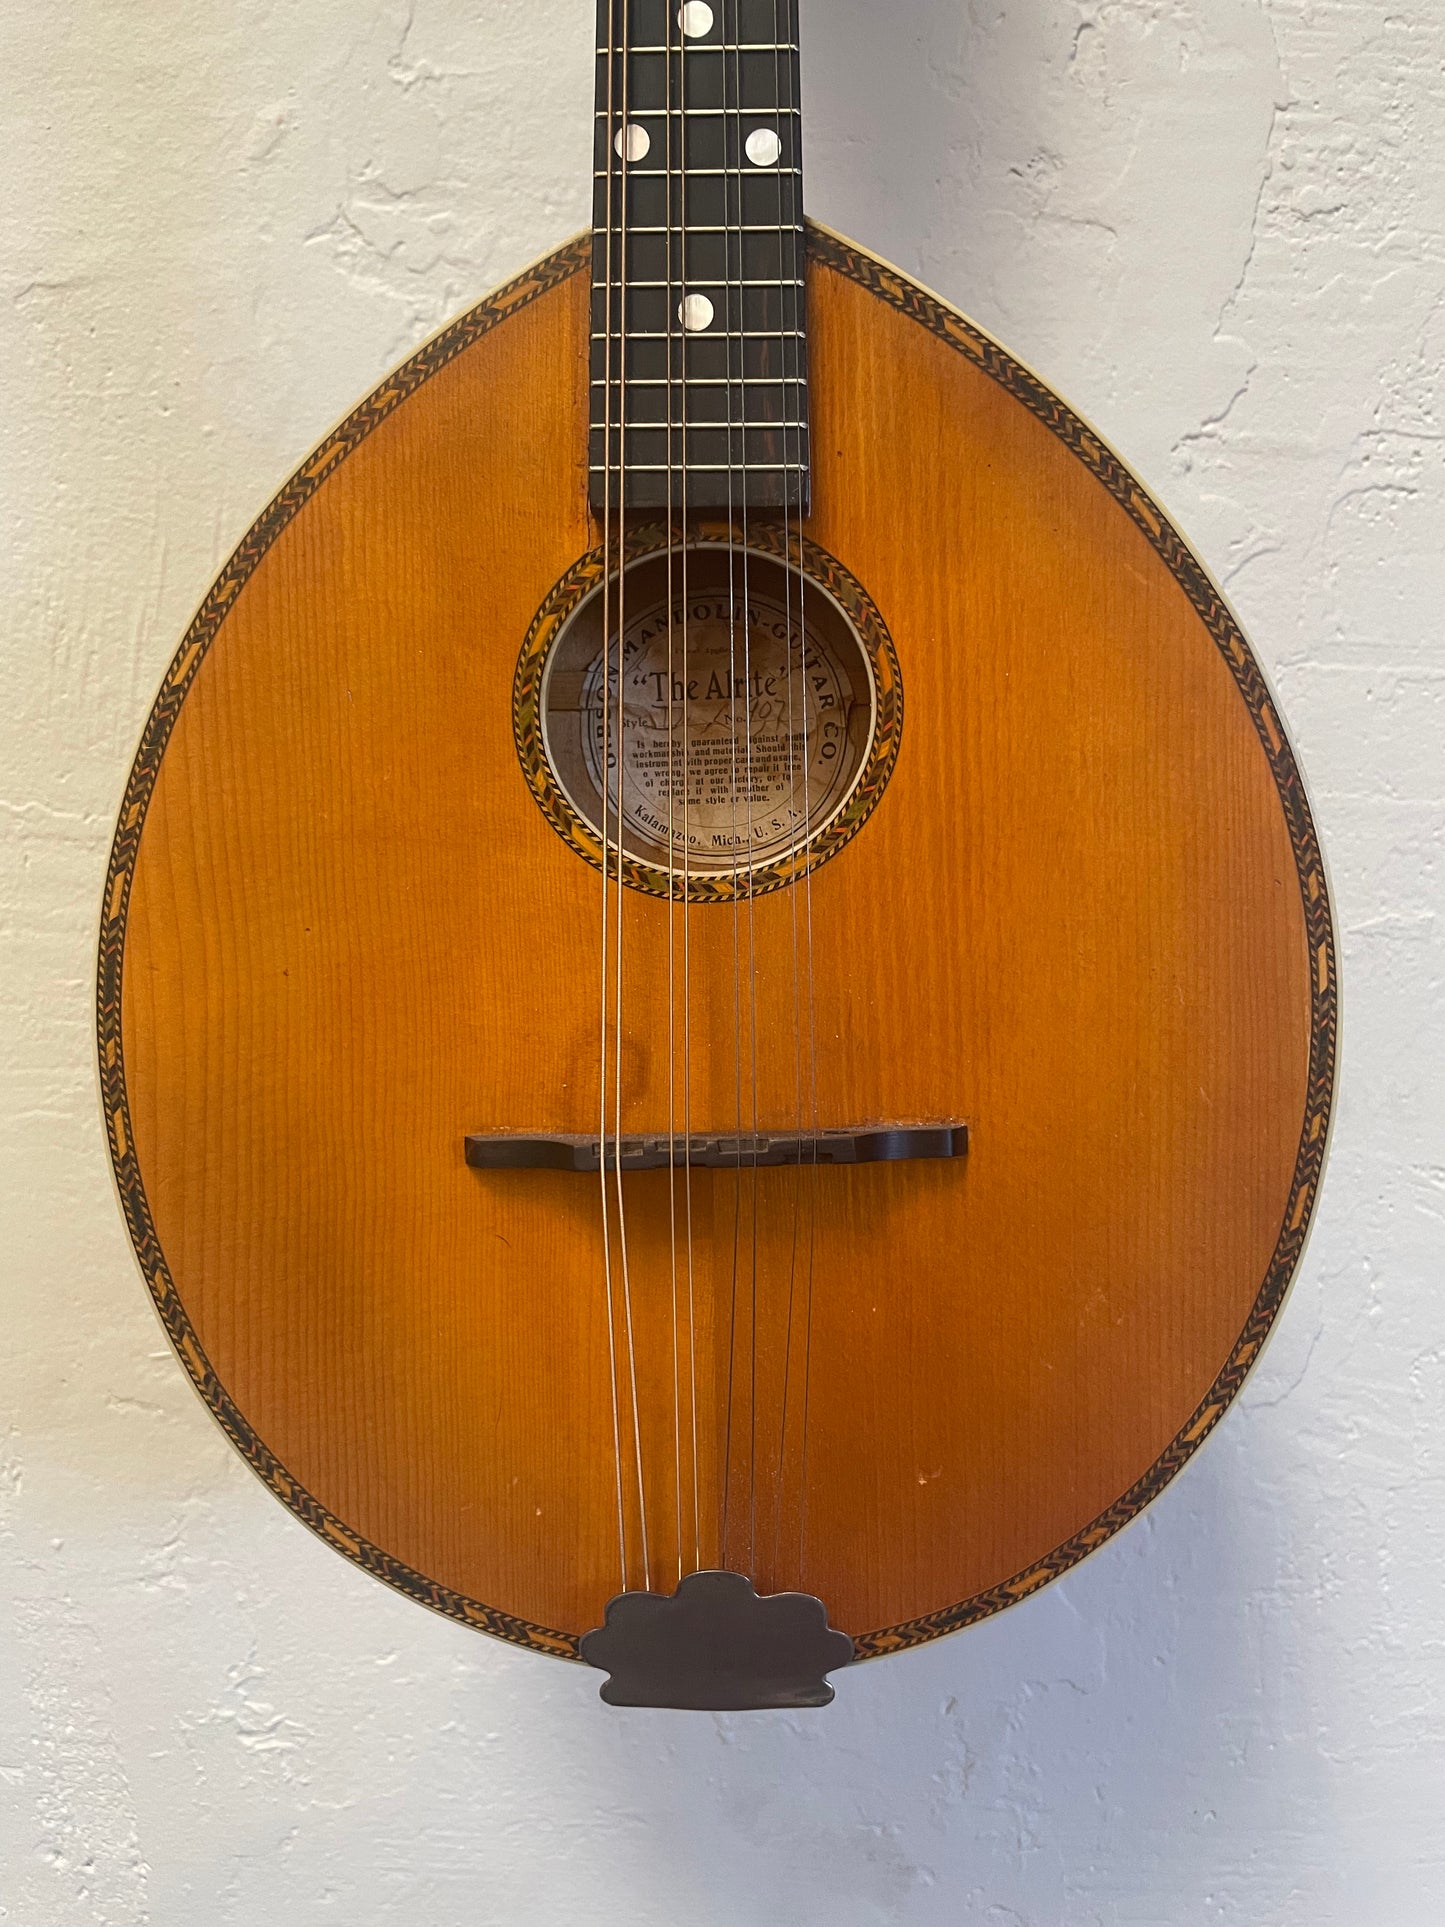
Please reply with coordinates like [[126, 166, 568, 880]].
[[464, 1125, 968, 1173]]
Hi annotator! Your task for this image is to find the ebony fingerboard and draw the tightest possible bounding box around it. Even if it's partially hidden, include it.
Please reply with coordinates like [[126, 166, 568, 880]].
[[590, 0, 808, 512]]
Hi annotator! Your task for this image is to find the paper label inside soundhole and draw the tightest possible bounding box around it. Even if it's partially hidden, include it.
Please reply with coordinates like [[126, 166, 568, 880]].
[[577, 589, 860, 872], [518, 534, 901, 902]]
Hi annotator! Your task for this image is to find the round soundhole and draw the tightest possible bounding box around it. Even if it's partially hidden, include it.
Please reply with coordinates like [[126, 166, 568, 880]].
[[515, 531, 901, 901]]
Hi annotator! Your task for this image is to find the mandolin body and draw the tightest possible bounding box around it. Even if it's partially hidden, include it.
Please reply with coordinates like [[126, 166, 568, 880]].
[[101, 228, 1334, 1661]]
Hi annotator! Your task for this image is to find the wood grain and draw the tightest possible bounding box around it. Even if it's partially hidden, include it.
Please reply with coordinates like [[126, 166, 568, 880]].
[[102, 231, 1333, 1656]]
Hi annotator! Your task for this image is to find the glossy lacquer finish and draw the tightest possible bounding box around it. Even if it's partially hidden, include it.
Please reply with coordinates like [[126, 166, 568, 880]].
[[100, 229, 1334, 1660]]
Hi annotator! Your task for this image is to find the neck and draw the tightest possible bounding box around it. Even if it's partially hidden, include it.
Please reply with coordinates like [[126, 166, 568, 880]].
[[590, 0, 810, 513]]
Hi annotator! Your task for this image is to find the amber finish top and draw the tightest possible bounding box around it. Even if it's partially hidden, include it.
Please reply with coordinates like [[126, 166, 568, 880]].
[[100, 230, 1334, 1658]]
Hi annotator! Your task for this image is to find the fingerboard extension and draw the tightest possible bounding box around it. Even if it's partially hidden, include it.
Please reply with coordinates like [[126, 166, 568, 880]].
[[591, 0, 809, 510]]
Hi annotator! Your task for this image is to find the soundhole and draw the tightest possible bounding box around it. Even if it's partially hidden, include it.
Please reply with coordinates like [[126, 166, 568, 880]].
[[514, 527, 901, 901]]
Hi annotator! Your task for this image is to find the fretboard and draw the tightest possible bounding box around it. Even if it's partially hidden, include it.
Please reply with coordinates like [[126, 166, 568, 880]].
[[590, 0, 808, 512]]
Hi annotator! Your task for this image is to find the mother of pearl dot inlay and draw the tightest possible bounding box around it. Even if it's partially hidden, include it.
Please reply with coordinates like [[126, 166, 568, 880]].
[[680, 293, 715, 332], [678, 1, 713, 35], [744, 127, 783, 168], [614, 123, 650, 162]]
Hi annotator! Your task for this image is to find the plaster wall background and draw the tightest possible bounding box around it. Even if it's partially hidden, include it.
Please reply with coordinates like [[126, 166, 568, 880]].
[[3, 0, 1442, 1920]]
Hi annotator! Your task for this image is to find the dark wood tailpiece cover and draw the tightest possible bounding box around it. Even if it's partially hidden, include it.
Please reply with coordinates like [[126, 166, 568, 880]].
[[580, 1569, 854, 1709]]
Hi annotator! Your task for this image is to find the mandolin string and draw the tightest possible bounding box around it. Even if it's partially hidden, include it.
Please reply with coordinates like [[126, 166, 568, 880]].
[[613, 0, 651, 1593], [795, 654, 821, 1558], [795, 573, 821, 1575], [598, 0, 627, 1592], [773, 0, 804, 1584], [735, 5, 764, 1591], [791, 0, 822, 1587], [677, 6, 700, 1580], [718, 0, 746, 1577], [663, 0, 682, 1589]]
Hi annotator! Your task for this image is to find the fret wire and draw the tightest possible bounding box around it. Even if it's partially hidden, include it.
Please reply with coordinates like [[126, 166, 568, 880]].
[[612, 279, 802, 289], [595, 107, 802, 118], [593, 421, 811, 430], [591, 377, 805, 386], [590, 465, 807, 474], [590, 330, 807, 340], [618, 43, 798, 54], [615, 223, 803, 234], [593, 168, 801, 178], [591, 432, 809, 439]]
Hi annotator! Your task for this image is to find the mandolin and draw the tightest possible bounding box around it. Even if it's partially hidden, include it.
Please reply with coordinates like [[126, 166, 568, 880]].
[[100, 0, 1336, 1709]]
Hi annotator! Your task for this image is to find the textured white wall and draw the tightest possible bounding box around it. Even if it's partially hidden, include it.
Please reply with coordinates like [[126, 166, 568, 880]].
[[3, 0, 1442, 1919]]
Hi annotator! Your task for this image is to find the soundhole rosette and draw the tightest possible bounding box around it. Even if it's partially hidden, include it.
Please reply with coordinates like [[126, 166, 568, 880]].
[[514, 523, 901, 901]]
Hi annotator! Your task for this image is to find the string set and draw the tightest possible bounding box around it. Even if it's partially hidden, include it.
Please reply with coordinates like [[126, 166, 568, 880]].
[[596, 0, 815, 1597], [598, 0, 649, 1594]]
